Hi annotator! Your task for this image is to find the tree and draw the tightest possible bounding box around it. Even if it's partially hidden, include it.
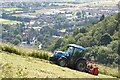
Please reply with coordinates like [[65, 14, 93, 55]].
[[97, 46, 112, 65], [51, 38, 64, 52], [76, 12, 81, 18], [79, 36, 92, 47], [16, 34, 22, 42], [75, 33, 84, 41], [72, 28, 80, 36], [100, 33, 112, 45], [107, 40, 118, 53], [13, 38, 20, 45], [67, 37, 75, 44], [100, 14, 105, 21], [80, 27, 87, 33]]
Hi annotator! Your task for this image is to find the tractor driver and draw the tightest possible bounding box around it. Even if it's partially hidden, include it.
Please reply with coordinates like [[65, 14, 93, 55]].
[[67, 47, 74, 56]]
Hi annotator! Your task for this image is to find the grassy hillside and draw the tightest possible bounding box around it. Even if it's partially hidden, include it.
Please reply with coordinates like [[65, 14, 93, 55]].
[[0, 51, 117, 78], [0, 43, 119, 78]]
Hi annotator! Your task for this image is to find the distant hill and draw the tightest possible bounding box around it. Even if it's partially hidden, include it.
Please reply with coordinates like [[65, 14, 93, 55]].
[[2, 0, 119, 2], [75, 0, 119, 3]]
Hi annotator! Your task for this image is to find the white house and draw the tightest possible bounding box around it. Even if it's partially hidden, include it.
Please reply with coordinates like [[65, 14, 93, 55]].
[[38, 44, 42, 49]]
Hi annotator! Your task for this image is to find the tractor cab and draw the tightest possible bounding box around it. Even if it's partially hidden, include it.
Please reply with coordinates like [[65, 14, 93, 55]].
[[67, 44, 86, 56], [66, 44, 86, 65], [50, 44, 87, 71], [50, 44, 86, 61]]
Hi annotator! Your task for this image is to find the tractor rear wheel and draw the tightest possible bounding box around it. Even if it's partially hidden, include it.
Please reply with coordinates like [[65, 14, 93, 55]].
[[58, 58, 67, 67], [76, 60, 87, 72]]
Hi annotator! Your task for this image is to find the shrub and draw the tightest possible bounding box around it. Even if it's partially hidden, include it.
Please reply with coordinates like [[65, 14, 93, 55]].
[[98, 64, 120, 78]]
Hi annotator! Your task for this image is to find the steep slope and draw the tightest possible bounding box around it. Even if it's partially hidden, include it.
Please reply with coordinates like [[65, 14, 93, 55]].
[[0, 51, 116, 78]]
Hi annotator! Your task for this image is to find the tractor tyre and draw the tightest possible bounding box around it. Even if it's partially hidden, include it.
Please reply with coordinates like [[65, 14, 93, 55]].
[[58, 58, 67, 67], [76, 60, 87, 72]]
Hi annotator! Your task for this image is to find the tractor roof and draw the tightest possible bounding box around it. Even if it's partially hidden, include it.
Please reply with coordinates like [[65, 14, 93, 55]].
[[69, 44, 86, 50]]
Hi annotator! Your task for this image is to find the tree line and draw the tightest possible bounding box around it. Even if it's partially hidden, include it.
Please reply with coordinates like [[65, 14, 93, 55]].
[[2, 13, 31, 22]]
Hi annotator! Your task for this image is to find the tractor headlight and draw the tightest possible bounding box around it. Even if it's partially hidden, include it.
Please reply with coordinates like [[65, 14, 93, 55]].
[[50, 54, 54, 57]]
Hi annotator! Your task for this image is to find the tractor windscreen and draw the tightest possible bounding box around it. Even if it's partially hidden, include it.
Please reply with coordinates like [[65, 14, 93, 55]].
[[67, 47, 74, 55], [73, 47, 85, 57]]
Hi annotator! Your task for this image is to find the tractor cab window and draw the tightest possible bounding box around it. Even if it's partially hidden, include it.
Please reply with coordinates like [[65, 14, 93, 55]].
[[67, 47, 74, 56], [74, 48, 82, 54], [73, 48, 84, 57]]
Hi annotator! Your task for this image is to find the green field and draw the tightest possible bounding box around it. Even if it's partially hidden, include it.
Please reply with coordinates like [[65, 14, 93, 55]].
[[0, 19, 22, 25], [3, 8, 23, 11], [59, 29, 66, 32]]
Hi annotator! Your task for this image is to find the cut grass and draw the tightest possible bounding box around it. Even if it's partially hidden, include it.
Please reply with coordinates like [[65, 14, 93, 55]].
[[0, 18, 22, 25], [0, 52, 117, 78]]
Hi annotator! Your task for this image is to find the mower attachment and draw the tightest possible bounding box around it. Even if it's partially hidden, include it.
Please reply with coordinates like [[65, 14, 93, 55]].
[[86, 61, 99, 75]]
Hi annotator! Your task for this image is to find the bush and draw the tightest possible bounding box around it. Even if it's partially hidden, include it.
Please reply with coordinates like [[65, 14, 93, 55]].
[[98, 64, 120, 78]]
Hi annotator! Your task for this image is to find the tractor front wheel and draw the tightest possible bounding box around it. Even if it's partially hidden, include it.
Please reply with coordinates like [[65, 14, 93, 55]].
[[76, 60, 87, 72], [58, 58, 67, 67]]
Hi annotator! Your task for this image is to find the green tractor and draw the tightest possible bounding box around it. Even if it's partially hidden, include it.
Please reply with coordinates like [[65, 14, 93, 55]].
[[50, 44, 98, 75]]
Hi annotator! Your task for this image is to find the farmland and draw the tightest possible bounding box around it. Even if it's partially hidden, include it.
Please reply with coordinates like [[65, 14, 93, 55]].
[[59, 29, 66, 32], [0, 18, 22, 25], [2, 8, 23, 11], [55, 1, 118, 7]]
